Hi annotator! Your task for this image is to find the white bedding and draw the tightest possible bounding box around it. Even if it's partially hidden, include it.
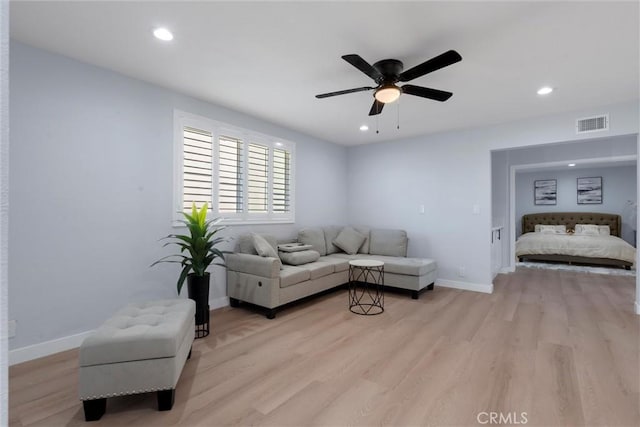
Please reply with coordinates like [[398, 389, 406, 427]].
[[516, 232, 636, 264]]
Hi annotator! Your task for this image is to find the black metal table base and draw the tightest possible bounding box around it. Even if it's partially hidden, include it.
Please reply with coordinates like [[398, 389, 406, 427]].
[[195, 308, 210, 338], [348, 264, 384, 315]]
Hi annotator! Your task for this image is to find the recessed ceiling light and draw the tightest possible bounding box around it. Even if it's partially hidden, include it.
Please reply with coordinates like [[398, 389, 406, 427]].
[[153, 28, 173, 41], [568, 163, 576, 167], [359, 125, 369, 131], [537, 86, 553, 95]]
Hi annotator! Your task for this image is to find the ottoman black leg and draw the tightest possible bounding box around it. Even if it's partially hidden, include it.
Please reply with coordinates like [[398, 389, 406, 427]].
[[157, 389, 175, 411], [427, 283, 434, 290], [411, 290, 419, 300], [188, 346, 192, 359], [83, 398, 106, 421], [266, 309, 276, 319], [229, 297, 240, 307]]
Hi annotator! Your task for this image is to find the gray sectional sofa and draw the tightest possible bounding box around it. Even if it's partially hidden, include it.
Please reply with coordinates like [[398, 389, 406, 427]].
[[226, 226, 437, 318]]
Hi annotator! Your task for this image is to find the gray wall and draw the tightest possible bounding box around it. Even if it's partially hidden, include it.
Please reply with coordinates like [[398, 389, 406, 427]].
[[515, 165, 637, 244], [8, 41, 348, 350], [1, 0, 9, 420]]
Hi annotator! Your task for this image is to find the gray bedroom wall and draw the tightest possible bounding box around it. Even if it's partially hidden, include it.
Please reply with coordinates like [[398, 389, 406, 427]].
[[505, 135, 638, 165], [8, 41, 348, 351], [515, 165, 637, 244]]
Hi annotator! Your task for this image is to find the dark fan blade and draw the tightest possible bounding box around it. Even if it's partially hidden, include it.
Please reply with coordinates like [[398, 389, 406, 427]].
[[342, 54, 384, 82], [315, 86, 374, 99], [398, 50, 462, 82], [368, 99, 385, 116], [402, 84, 453, 102]]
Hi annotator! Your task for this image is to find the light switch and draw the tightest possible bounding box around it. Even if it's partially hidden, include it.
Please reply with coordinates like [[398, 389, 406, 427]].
[[419, 204, 425, 214], [472, 204, 480, 215]]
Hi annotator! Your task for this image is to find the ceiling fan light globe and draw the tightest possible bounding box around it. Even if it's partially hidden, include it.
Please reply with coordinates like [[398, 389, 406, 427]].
[[374, 86, 401, 103]]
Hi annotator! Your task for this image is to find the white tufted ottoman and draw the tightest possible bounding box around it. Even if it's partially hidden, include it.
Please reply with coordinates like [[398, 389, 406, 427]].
[[78, 299, 195, 421]]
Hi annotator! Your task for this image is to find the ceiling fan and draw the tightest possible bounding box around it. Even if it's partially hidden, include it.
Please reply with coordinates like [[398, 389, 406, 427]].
[[315, 50, 462, 116]]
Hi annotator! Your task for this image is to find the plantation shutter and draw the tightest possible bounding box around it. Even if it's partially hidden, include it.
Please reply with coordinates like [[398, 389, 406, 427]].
[[182, 127, 213, 211], [247, 143, 269, 213], [218, 135, 243, 213], [272, 147, 291, 213]]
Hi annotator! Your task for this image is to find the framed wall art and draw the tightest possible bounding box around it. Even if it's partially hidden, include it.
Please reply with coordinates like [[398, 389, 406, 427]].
[[577, 176, 602, 204], [534, 179, 557, 205]]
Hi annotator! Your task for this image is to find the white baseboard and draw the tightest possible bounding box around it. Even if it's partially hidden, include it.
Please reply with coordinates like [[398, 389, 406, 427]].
[[436, 279, 494, 294], [635, 301, 640, 315], [9, 296, 231, 366], [210, 295, 229, 310], [9, 330, 94, 366], [500, 266, 516, 274]]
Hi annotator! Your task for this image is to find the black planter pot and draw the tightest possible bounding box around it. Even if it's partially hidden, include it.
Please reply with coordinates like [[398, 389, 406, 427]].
[[187, 273, 210, 337]]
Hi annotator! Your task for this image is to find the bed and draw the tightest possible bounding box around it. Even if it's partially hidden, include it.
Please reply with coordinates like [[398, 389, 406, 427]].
[[516, 212, 635, 270]]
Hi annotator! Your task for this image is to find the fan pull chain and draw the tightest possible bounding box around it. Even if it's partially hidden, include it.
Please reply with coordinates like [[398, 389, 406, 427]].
[[397, 99, 400, 130], [376, 112, 379, 134]]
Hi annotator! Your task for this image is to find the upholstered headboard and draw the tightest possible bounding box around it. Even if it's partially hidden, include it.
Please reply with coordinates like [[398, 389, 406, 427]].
[[522, 212, 621, 237]]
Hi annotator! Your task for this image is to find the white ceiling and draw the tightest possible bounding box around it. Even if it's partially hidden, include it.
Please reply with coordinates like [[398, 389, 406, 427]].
[[9, 1, 640, 146]]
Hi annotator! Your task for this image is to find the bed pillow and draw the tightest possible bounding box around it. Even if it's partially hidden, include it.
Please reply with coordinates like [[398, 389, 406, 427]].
[[575, 224, 600, 236], [333, 227, 366, 255], [597, 225, 611, 236], [253, 233, 279, 258], [279, 250, 320, 266], [535, 224, 566, 234]]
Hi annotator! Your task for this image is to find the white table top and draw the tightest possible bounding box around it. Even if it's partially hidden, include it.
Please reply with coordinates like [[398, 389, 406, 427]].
[[349, 259, 384, 268]]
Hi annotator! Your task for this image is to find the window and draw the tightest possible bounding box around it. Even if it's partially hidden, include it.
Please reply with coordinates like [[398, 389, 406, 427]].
[[182, 127, 213, 211], [174, 111, 295, 224]]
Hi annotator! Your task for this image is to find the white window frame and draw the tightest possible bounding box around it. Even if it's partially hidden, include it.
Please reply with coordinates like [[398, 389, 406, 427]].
[[173, 110, 296, 226]]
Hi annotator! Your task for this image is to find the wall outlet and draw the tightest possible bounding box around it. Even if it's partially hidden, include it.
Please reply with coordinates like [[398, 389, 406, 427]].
[[457, 266, 466, 277], [8, 320, 16, 338]]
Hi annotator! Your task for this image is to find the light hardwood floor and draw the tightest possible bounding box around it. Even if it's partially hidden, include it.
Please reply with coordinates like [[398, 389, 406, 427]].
[[9, 267, 640, 426]]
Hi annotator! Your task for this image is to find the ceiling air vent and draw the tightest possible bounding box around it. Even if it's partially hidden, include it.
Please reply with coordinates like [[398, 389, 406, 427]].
[[576, 114, 609, 134]]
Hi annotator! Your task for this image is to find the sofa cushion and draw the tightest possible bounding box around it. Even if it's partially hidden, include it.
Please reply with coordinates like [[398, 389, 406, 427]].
[[305, 261, 335, 280], [333, 227, 367, 255], [298, 228, 327, 256], [369, 229, 408, 257], [318, 255, 350, 272], [324, 226, 343, 255], [279, 250, 320, 266], [362, 256, 436, 276], [239, 234, 277, 255], [353, 226, 371, 254], [280, 266, 311, 288], [253, 233, 279, 258]]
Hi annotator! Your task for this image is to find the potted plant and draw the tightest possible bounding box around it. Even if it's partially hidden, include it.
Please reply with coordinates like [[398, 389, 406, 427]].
[[152, 202, 228, 334]]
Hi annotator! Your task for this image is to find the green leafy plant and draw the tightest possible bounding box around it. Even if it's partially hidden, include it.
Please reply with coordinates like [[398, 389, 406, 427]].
[[152, 202, 228, 294]]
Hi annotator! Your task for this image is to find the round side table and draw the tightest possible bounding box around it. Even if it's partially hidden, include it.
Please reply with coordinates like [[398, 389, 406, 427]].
[[348, 259, 384, 315]]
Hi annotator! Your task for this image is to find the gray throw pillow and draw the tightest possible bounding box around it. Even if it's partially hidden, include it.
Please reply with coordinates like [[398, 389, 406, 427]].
[[333, 227, 366, 255], [298, 228, 327, 256], [279, 250, 320, 266], [253, 233, 278, 258]]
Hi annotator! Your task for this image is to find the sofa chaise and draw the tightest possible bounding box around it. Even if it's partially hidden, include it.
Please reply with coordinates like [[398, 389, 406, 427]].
[[226, 226, 437, 318]]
